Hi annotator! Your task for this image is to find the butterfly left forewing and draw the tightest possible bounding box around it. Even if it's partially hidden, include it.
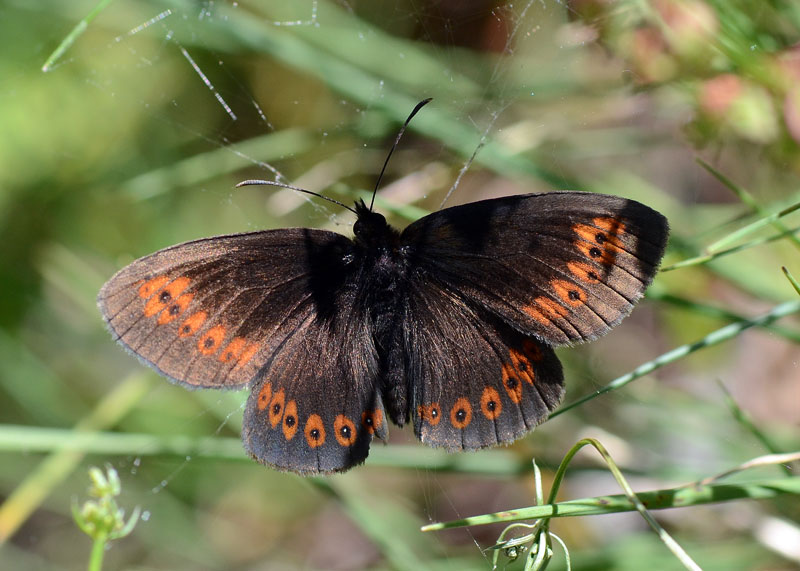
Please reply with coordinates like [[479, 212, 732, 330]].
[[98, 229, 355, 389]]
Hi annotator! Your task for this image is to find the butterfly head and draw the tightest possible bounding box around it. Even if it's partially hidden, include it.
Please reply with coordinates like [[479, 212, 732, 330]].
[[352, 199, 398, 248]]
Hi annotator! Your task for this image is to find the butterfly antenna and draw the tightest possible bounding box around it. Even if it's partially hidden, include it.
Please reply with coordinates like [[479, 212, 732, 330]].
[[369, 98, 432, 211], [236, 179, 357, 214]]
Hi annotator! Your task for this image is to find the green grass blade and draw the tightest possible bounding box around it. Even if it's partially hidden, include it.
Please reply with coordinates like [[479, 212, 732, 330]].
[[553, 299, 800, 417], [421, 476, 800, 530], [41, 0, 114, 72]]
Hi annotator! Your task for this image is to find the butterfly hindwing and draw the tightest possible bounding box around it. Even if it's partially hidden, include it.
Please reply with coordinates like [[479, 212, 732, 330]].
[[394, 280, 564, 450], [242, 303, 388, 474], [400, 192, 669, 345]]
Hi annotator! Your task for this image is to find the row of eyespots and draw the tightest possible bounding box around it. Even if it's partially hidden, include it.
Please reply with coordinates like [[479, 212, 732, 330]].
[[417, 341, 544, 429], [137, 275, 259, 369], [522, 218, 627, 327], [572, 216, 627, 266], [255, 382, 383, 448]]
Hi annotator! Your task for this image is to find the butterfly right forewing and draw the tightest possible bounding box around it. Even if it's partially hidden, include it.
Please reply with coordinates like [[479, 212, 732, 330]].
[[400, 192, 669, 346]]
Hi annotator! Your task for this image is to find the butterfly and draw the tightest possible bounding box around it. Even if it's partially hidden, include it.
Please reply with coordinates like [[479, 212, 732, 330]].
[[99, 185, 668, 474]]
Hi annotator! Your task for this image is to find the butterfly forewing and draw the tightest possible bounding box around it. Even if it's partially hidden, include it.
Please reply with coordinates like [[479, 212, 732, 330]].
[[400, 192, 669, 345], [98, 229, 354, 389]]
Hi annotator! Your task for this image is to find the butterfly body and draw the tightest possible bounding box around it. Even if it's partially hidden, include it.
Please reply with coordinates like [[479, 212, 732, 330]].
[[99, 191, 668, 474]]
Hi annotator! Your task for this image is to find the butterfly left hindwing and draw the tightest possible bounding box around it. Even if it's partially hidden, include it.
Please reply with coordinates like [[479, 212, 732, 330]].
[[242, 301, 388, 474]]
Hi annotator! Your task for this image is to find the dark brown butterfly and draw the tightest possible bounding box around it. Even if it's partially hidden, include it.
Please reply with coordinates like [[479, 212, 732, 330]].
[[99, 187, 668, 474]]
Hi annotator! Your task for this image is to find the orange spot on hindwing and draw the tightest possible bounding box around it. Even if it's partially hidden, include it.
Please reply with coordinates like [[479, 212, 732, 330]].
[[502, 364, 523, 403], [480, 387, 502, 420], [218, 337, 246, 363], [138, 276, 169, 299], [509, 347, 536, 385], [361, 409, 384, 434], [234, 343, 259, 368], [178, 311, 207, 337], [450, 398, 473, 429], [417, 403, 442, 426], [334, 415, 357, 446], [282, 400, 298, 440], [256, 383, 272, 411], [501, 342, 540, 404], [198, 325, 226, 355], [305, 414, 326, 448], [268, 389, 286, 428]]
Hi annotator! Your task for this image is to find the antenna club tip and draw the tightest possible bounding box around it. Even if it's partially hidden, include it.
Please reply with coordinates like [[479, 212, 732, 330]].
[[235, 179, 269, 188]]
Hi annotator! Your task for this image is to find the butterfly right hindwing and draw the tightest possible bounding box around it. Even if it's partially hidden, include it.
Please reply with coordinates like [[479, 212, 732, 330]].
[[389, 276, 564, 451]]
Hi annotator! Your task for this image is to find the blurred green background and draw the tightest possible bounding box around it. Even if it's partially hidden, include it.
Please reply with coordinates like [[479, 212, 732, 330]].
[[1, 0, 799, 569]]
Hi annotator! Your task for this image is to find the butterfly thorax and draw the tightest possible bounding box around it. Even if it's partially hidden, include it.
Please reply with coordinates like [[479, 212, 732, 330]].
[[350, 200, 406, 293]]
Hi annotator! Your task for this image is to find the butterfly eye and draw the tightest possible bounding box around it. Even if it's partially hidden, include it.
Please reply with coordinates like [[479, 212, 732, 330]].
[[353, 212, 387, 239]]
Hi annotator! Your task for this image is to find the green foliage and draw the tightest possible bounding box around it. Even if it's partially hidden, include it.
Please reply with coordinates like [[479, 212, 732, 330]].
[[73, 465, 141, 571]]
